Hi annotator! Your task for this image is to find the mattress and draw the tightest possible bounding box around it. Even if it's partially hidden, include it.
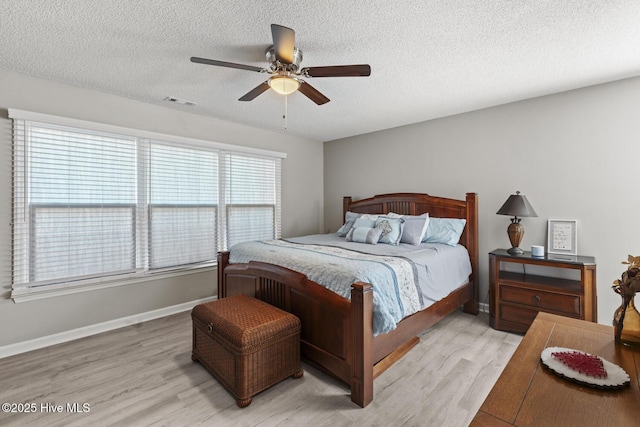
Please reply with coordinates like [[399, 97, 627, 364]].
[[228, 233, 472, 335]]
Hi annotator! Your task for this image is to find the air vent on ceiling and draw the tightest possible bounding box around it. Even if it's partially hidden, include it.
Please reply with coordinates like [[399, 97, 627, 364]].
[[164, 96, 196, 106]]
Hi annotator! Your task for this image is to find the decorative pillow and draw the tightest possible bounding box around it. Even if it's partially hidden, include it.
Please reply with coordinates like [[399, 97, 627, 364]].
[[337, 219, 356, 237], [352, 216, 377, 229], [423, 218, 466, 246], [375, 217, 405, 245], [346, 226, 383, 244], [400, 215, 430, 245]]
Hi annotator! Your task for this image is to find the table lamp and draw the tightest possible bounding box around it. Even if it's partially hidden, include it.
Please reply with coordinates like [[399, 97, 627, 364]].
[[496, 191, 537, 255]]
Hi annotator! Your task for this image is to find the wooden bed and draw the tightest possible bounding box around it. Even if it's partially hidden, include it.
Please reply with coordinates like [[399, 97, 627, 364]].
[[217, 192, 479, 407]]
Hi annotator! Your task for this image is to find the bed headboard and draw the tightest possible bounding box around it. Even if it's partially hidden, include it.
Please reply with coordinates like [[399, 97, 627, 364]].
[[343, 192, 479, 294]]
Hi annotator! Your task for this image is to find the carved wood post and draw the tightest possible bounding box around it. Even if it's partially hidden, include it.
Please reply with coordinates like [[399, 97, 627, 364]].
[[463, 192, 479, 315], [343, 196, 352, 221], [217, 251, 230, 299], [350, 281, 373, 407]]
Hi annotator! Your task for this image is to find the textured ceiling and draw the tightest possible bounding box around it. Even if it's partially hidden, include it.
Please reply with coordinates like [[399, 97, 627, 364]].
[[2, 1, 640, 142]]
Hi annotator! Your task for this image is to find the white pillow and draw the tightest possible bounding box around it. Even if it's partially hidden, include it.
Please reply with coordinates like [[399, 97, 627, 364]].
[[386, 213, 430, 245], [400, 215, 430, 245]]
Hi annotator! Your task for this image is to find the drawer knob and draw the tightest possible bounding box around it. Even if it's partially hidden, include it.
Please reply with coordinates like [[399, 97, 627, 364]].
[[532, 295, 541, 304], [207, 323, 213, 333]]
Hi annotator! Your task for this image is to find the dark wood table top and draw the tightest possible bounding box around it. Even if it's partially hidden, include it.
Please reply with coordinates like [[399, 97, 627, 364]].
[[471, 312, 640, 427]]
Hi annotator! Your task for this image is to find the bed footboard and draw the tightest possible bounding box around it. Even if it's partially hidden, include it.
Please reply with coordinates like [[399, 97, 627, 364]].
[[217, 251, 375, 407]]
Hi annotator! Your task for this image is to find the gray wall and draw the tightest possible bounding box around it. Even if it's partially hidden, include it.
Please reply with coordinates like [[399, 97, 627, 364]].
[[0, 70, 324, 347], [324, 75, 640, 324]]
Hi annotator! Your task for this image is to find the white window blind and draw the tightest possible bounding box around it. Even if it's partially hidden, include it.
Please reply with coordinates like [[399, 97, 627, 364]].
[[9, 109, 285, 301], [12, 122, 139, 287], [148, 142, 219, 269], [224, 153, 282, 248]]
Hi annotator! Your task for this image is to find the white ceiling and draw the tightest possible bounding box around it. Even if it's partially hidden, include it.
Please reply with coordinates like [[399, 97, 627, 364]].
[[2, 1, 640, 142]]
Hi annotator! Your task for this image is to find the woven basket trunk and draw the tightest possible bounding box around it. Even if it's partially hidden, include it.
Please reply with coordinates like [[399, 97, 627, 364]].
[[192, 295, 302, 407]]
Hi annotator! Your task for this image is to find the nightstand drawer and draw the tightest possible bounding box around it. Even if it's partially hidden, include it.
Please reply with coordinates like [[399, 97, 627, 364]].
[[500, 285, 580, 316], [500, 304, 540, 327]]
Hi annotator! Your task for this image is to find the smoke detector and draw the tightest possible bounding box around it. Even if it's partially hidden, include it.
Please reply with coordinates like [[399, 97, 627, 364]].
[[164, 96, 196, 106]]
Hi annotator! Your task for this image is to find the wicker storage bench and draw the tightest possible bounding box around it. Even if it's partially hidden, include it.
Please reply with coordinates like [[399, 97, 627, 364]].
[[191, 294, 303, 407]]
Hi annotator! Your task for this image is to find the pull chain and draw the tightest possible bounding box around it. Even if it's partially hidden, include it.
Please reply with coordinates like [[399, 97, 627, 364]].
[[283, 94, 288, 130]]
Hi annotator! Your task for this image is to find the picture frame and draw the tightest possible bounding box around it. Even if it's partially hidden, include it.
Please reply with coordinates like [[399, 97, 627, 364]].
[[547, 219, 578, 255]]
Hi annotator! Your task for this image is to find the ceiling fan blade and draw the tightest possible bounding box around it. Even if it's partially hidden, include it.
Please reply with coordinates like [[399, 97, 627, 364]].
[[271, 24, 295, 64], [301, 64, 371, 78], [190, 57, 267, 73], [239, 81, 270, 101], [297, 81, 330, 105]]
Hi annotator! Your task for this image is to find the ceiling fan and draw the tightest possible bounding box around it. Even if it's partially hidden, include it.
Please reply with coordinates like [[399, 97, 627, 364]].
[[190, 24, 371, 105]]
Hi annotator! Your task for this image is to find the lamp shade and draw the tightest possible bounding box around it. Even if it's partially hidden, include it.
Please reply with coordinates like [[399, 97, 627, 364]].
[[496, 191, 537, 218], [268, 76, 301, 95]]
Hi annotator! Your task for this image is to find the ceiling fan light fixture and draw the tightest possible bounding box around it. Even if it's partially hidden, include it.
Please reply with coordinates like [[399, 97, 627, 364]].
[[191, 24, 370, 105], [268, 75, 301, 95]]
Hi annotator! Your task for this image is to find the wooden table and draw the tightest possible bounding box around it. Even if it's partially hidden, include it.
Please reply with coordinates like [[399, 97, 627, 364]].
[[471, 312, 640, 426]]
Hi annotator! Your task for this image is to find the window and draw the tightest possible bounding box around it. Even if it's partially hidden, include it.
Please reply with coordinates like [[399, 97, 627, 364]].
[[9, 109, 285, 302], [225, 153, 282, 248], [148, 142, 219, 270]]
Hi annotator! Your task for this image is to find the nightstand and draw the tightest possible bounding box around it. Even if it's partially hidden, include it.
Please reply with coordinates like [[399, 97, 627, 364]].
[[489, 249, 597, 333]]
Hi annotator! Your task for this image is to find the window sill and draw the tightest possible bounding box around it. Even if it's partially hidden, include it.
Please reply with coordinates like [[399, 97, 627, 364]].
[[10, 264, 217, 303]]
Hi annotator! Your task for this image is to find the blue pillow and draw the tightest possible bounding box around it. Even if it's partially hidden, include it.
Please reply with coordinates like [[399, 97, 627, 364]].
[[337, 219, 356, 237], [346, 226, 382, 244], [423, 218, 466, 246], [375, 217, 405, 245], [352, 216, 377, 229], [338, 211, 366, 237], [345, 211, 361, 222]]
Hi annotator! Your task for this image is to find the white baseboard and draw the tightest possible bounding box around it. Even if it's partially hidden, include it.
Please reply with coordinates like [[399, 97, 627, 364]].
[[0, 296, 217, 359], [2, 297, 490, 359]]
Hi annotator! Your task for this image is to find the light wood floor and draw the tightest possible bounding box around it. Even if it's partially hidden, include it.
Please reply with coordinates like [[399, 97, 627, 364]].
[[0, 309, 521, 427]]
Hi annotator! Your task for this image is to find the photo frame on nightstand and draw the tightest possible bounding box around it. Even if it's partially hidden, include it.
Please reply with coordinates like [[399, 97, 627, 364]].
[[547, 219, 577, 255]]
